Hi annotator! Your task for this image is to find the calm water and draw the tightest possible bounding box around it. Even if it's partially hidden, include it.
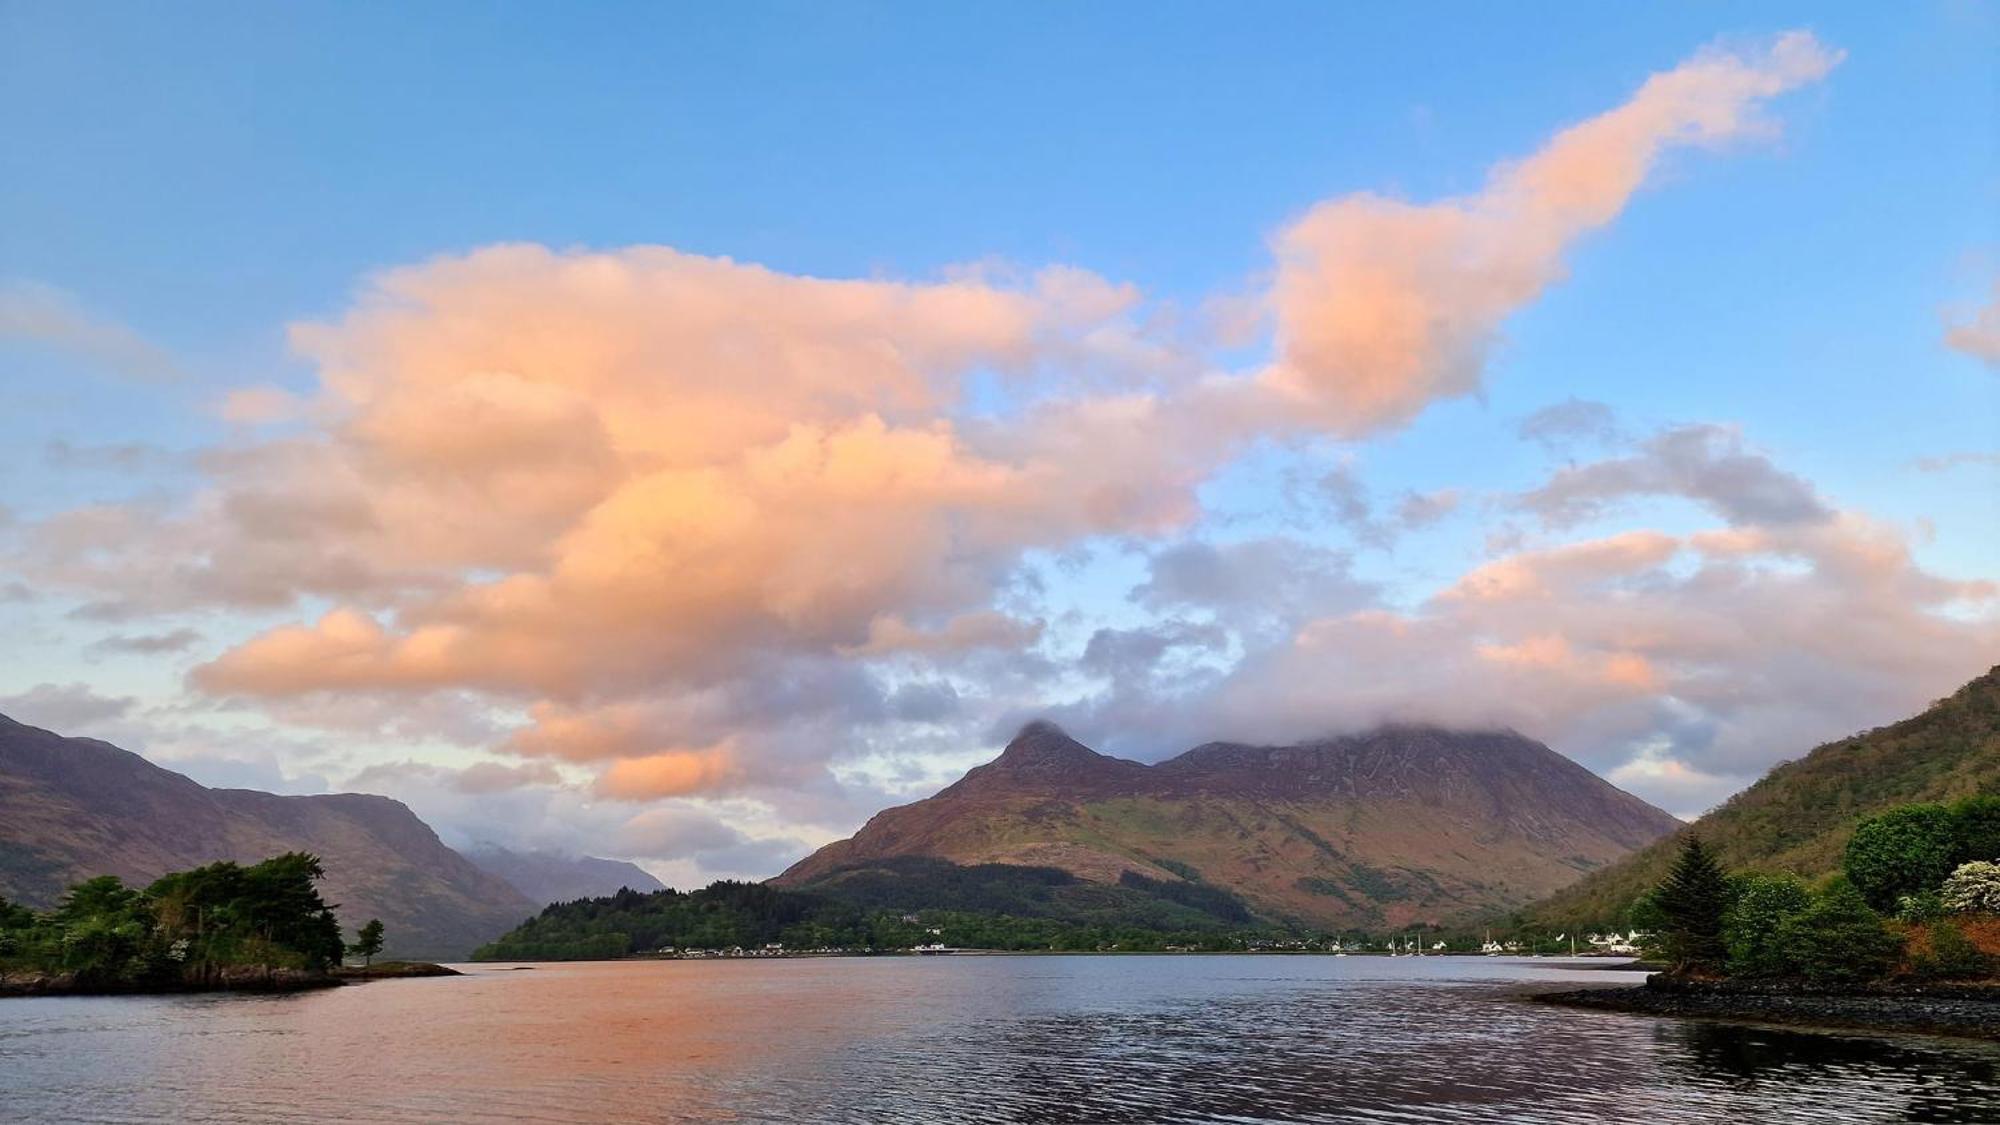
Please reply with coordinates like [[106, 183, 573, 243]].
[[2, 956, 1996, 1123]]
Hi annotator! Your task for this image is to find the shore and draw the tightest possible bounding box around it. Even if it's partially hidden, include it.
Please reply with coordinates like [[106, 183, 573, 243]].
[[1533, 977, 2000, 1041], [1, 960, 459, 998]]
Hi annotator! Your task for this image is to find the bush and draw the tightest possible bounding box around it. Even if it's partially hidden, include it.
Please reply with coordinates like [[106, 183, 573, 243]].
[[1774, 878, 1900, 986], [1722, 874, 1811, 978], [1942, 861, 2000, 915], [1952, 795, 2000, 865], [1844, 804, 1960, 912], [1911, 920, 1992, 981], [1894, 890, 1945, 923]]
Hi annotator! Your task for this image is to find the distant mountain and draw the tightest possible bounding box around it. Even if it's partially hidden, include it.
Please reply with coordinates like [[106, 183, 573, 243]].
[[0, 714, 535, 959], [1526, 665, 2000, 927], [777, 722, 1682, 929], [463, 845, 666, 906]]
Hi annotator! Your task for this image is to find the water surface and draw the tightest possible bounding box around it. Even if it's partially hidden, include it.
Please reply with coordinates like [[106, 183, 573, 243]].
[[2, 956, 1994, 1123]]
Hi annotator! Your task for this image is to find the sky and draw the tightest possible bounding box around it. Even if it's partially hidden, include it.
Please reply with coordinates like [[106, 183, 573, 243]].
[[2, 3, 1996, 887]]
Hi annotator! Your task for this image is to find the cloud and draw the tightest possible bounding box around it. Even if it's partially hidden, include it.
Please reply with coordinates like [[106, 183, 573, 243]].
[[216, 385, 311, 424], [1097, 512, 1996, 814], [1517, 398, 1622, 456], [1514, 423, 1832, 529], [1134, 537, 1375, 629], [1913, 451, 2000, 473], [1944, 279, 2000, 368], [1255, 32, 1839, 436], [4, 32, 1876, 826], [0, 682, 137, 730], [0, 282, 180, 382], [88, 627, 203, 655]]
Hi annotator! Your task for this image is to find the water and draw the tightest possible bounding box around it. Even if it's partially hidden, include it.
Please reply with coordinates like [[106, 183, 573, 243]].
[[2, 956, 1995, 1123]]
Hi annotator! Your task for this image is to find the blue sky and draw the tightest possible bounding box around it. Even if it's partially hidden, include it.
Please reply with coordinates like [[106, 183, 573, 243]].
[[2, 3, 1994, 881]]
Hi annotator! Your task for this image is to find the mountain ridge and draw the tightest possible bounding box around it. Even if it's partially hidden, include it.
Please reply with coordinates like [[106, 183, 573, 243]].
[[779, 722, 1683, 928], [0, 713, 536, 959]]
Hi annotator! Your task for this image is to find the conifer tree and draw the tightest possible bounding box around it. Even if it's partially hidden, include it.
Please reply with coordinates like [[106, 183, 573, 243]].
[[1654, 834, 1729, 975]]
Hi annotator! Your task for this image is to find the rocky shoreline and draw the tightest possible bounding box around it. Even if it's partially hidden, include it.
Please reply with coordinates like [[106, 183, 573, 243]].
[[1533, 977, 2000, 1041]]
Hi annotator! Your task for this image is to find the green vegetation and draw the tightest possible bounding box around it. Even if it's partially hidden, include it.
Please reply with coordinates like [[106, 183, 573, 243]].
[[1526, 666, 2000, 929], [1773, 878, 1903, 986], [0, 853, 347, 990], [1720, 873, 1811, 978], [1640, 794, 2000, 987], [349, 918, 386, 967], [473, 859, 1274, 960], [1843, 804, 1961, 911], [1652, 836, 1729, 975]]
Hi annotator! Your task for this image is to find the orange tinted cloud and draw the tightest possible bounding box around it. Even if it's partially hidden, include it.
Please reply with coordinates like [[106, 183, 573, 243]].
[[1258, 32, 1839, 436], [1944, 279, 2000, 367]]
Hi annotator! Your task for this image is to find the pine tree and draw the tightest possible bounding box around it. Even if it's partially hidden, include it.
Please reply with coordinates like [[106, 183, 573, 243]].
[[1654, 834, 1729, 975]]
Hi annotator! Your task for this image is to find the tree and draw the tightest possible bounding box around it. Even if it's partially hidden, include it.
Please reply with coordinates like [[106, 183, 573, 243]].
[[1943, 861, 2000, 915], [1843, 804, 1959, 911], [1653, 835, 1730, 975], [1952, 795, 2000, 866], [350, 919, 386, 967], [1721, 873, 1811, 978], [1913, 920, 1991, 981], [1774, 878, 1900, 986]]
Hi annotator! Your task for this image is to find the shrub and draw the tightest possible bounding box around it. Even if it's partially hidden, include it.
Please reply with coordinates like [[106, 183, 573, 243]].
[[1952, 795, 2000, 866], [1911, 920, 1992, 981], [1894, 890, 1945, 923], [1942, 861, 2000, 915], [1774, 878, 1900, 986], [1844, 804, 1960, 912], [1722, 874, 1811, 978]]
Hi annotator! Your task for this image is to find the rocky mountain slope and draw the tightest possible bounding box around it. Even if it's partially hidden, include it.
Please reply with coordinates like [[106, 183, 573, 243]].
[[1526, 664, 2000, 927], [778, 722, 1683, 929], [463, 845, 666, 905], [0, 714, 535, 959]]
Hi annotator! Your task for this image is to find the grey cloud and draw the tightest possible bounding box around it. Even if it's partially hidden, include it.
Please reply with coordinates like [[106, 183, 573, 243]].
[[0, 681, 136, 729], [1516, 398, 1621, 456], [88, 628, 203, 656], [1515, 424, 1832, 529]]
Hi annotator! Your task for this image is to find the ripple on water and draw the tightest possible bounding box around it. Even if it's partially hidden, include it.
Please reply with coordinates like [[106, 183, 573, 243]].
[[2, 957, 1996, 1124]]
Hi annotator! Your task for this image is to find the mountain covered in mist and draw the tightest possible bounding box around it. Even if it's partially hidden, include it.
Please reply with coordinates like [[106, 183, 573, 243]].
[[778, 722, 1683, 928], [0, 713, 535, 959], [463, 844, 666, 905], [1526, 664, 2000, 927]]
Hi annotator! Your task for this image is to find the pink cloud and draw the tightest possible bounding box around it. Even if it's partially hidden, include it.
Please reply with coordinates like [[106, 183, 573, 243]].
[[1256, 32, 1840, 436]]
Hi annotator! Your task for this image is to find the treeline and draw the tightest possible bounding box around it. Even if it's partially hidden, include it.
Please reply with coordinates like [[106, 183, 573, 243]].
[[472, 862, 1272, 960], [1644, 795, 2000, 985], [0, 853, 354, 989]]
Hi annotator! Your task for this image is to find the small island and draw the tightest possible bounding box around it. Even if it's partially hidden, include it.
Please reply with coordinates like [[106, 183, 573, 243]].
[[0, 852, 455, 997], [1537, 796, 2000, 1039]]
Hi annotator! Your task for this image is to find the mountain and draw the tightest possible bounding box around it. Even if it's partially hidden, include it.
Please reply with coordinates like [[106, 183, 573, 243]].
[[463, 845, 666, 906], [0, 713, 535, 959], [1526, 665, 2000, 927], [777, 721, 1683, 929]]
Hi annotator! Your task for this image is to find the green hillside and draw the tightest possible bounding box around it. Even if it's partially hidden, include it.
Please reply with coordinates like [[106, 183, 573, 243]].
[[1525, 665, 2000, 928], [473, 858, 1263, 960]]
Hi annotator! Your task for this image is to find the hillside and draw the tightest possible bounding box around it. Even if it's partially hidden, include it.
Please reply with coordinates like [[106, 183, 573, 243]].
[[0, 714, 535, 959], [777, 722, 1682, 929], [476, 859, 1263, 960], [463, 845, 667, 905], [1525, 665, 2000, 927]]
